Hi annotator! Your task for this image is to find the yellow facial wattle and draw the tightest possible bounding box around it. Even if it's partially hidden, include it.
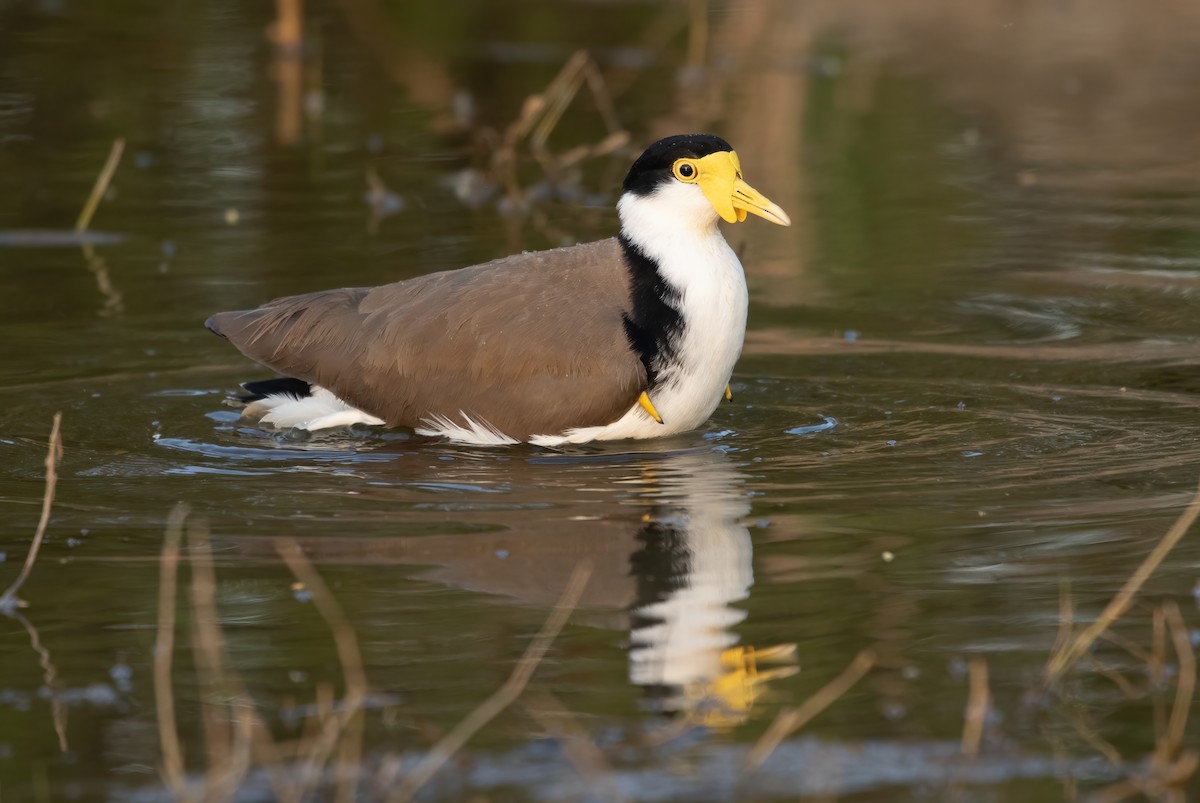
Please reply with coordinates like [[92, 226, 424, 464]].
[[674, 150, 791, 226]]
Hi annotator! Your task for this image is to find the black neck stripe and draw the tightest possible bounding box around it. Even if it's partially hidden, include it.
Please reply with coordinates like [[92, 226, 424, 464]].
[[619, 235, 684, 388]]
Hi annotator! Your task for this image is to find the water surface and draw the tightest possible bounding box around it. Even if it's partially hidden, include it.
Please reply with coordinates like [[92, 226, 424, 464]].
[[2, 1, 1200, 800]]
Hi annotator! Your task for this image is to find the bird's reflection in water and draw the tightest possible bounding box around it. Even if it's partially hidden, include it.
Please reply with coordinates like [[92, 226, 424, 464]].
[[628, 455, 796, 725], [225, 444, 797, 725]]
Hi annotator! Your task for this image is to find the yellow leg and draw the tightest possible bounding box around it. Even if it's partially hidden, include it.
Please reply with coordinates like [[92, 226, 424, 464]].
[[638, 391, 664, 424], [724, 384, 733, 401]]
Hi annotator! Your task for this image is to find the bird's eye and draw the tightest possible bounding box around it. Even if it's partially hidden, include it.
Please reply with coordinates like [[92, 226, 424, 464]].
[[673, 160, 698, 182]]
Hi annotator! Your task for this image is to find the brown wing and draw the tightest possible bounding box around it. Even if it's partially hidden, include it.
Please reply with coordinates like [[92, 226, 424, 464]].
[[205, 238, 646, 439]]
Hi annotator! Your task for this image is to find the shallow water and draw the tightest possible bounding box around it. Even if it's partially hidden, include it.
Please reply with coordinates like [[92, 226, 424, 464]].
[[3, 1, 1200, 800]]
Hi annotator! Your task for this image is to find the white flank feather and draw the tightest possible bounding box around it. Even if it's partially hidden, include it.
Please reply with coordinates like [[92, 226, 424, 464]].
[[415, 412, 520, 446], [242, 386, 385, 431]]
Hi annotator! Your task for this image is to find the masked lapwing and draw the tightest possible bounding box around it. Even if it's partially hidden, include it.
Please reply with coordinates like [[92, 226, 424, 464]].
[[205, 134, 790, 446]]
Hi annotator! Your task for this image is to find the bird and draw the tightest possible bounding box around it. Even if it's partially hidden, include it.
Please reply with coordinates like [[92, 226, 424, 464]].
[[205, 134, 790, 446]]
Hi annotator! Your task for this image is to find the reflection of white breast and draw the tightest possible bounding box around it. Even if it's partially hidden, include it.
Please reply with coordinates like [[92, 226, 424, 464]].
[[628, 458, 754, 695]]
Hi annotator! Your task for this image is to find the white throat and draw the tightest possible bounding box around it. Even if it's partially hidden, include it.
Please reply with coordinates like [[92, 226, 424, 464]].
[[617, 184, 722, 276]]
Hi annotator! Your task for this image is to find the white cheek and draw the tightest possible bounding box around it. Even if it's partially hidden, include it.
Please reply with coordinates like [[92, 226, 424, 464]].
[[617, 183, 720, 250], [653, 181, 718, 226]]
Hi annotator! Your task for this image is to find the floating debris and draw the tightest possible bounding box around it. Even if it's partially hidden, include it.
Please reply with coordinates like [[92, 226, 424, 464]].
[[785, 416, 837, 436]]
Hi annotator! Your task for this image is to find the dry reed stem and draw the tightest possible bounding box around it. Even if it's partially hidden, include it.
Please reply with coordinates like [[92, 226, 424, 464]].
[[154, 503, 190, 800], [190, 521, 297, 803], [189, 521, 231, 780], [272, 0, 303, 49], [75, 138, 125, 233], [187, 519, 259, 801], [270, 0, 304, 145], [1042, 471, 1200, 688], [580, 58, 623, 135], [1090, 602, 1197, 803], [744, 649, 876, 771], [526, 690, 627, 803], [1050, 580, 1074, 660], [381, 562, 593, 803], [0, 413, 63, 610], [489, 50, 627, 201], [961, 657, 989, 760], [276, 539, 369, 803], [1158, 601, 1195, 770], [75, 138, 127, 314], [530, 51, 588, 152]]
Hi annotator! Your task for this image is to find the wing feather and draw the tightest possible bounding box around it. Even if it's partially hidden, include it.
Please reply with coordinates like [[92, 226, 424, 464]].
[[206, 238, 645, 439]]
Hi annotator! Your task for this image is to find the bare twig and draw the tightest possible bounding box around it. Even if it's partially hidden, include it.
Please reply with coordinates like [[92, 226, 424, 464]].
[[75, 138, 125, 233], [1043, 472, 1200, 687], [75, 138, 127, 314], [744, 650, 876, 771], [961, 657, 989, 760], [12, 611, 67, 752], [80, 246, 124, 316], [154, 503, 190, 799], [380, 562, 593, 803], [0, 413, 64, 610]]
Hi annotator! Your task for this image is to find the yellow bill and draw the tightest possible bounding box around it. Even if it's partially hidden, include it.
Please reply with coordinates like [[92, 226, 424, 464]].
[[692, 150, 791, 226]]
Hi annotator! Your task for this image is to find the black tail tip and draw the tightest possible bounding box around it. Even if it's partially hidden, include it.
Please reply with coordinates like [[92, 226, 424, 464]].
[[238, 377, 313, 403]]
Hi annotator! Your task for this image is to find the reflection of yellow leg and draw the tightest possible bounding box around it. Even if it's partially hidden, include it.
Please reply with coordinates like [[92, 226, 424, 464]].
[[638, 391, 664, 424], [724, 384, 733, 401], [693, 643, 800, 729]]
